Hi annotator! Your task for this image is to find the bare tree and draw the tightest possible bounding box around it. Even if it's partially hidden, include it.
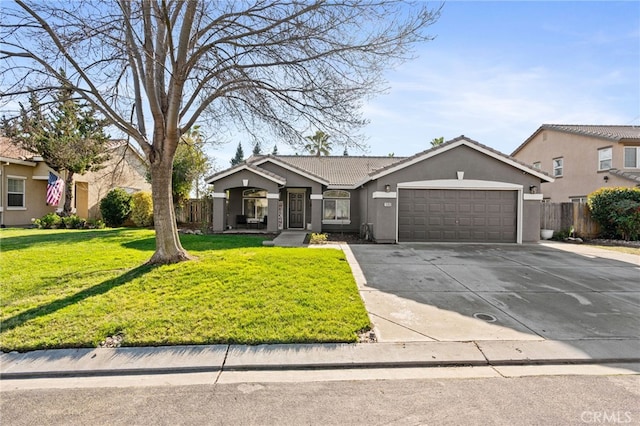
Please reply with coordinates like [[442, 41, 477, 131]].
[[0, 0, 441, 264]]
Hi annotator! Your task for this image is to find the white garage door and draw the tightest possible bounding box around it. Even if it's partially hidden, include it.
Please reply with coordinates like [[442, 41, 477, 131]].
[[398, 189, 517, 243]]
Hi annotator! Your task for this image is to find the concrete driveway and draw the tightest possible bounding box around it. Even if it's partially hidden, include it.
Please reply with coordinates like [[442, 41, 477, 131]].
[[348, 242, 640, 344]]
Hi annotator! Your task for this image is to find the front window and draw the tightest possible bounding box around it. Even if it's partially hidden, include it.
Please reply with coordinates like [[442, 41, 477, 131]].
[[242, 189, 267, 220], [7, 177, 25, 208], [323, 190, 350, 223], [553, 158, 563, 177], [598, 147, 612, 170], [624, 147, 640, 168]]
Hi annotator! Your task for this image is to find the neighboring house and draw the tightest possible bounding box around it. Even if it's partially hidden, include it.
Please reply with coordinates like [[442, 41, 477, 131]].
[[0, 137, 150, 226], [206, 136, 553, 243], [512, 124, 640, 202]]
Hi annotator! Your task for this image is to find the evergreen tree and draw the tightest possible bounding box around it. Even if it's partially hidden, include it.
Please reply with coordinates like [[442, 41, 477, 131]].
[[252, 141, 262, 155], [4, 85, 109, 215], [272, 144, 278, 155], [231, 143, 244, 166]]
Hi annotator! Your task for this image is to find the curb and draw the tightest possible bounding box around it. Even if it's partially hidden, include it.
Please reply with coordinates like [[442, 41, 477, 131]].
[[2, 340, 639, 380]]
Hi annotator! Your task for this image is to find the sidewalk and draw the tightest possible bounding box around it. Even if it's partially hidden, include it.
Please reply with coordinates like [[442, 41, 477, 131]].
[[2, 340, 639, 380]]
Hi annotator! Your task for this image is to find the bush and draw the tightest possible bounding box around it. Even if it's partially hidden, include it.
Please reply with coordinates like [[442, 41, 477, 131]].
[[130, 192, 153, 227], [100, 188, 133, 227], [309, 232, 328, 244], [86, 218, 106, 229], [608, 199, 640, 241], [34, 212, 62, 229], [588, 187, 640, 240], [61, 214, 86, 229]]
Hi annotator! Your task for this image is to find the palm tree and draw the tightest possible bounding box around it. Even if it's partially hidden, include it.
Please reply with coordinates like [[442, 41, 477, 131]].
[[304, 130, 332, 156]]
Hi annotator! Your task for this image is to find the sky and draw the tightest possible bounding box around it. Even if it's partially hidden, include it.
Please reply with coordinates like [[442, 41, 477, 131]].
[[214, 0, 640, 166]]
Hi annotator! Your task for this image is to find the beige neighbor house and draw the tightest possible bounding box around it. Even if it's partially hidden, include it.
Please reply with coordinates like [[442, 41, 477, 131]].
[[0, 137, 150, 226], [512, 125, 640, 202], [207, 136, 553, 243]]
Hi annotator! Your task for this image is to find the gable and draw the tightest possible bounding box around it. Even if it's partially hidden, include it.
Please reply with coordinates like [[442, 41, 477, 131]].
[[512, 124, 640, 156], [364, 137, 552, 185]]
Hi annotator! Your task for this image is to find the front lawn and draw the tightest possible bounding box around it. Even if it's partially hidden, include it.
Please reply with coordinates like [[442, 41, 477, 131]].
[[0, 228, 370, 352]]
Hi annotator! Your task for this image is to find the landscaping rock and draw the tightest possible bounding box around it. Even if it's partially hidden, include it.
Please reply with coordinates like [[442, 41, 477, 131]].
[[99, 334, 124, 348]]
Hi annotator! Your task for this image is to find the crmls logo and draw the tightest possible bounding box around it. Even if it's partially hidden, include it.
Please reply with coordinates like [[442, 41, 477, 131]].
[[581, 411, 633, 424]]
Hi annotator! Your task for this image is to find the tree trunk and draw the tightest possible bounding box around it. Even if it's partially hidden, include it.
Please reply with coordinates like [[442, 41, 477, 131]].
[[62, 170, 74, 216], [147, 156, 193, 265]]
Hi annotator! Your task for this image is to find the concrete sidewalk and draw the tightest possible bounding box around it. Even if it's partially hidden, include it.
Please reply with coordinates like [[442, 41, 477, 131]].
[[2, 340, 639, 380]]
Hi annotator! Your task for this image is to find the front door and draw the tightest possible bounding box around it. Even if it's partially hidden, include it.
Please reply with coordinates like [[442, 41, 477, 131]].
[[288, 191, 305, 229]]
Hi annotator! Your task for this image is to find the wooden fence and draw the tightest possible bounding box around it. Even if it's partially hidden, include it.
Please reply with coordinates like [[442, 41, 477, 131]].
[[175, 198, 213, 225], [540, 202, 600, 238]]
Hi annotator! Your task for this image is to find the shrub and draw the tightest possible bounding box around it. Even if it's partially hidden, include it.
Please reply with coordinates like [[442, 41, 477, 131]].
[[99, 188, 133, 227], [608, 199, 640, 241], [34, 212, 62, 229], [588, 187, 640, 239], [309, 232, 328, 244], [130, 192, 153, 227], [86, 218, 106, 229], [61, 214, 86, 229]]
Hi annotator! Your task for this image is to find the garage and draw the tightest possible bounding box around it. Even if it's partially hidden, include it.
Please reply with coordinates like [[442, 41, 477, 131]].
[[397, 184, 520, 243]]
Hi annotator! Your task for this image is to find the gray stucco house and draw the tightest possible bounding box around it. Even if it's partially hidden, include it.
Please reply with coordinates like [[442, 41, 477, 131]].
[[206, 136, 553, 243]]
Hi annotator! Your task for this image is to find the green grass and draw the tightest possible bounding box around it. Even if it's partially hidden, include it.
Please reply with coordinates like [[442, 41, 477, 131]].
[[589, 245, 640, 256], [0, 228, 370, 352]]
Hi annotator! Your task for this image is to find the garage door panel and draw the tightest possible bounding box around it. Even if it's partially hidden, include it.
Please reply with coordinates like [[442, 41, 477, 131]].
[[398, 189, 517, 243]]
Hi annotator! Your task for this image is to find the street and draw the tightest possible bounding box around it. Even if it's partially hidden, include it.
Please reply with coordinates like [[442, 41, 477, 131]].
[[2, 374, 639, 425]]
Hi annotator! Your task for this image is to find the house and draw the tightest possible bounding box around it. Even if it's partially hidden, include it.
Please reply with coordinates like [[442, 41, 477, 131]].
[[0, 137, 150, 226], [512, 124, 640, 202], [206, 136, 553, 243]]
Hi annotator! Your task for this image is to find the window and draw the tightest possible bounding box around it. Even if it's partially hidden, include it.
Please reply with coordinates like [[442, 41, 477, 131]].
[[598, 147, 612, 170], [242, 189, 267, 220], [322, 190, 350, 223], [7, 177, 26, 208], [553, 158, 563, 177], [624, 147, 640, 168], [532, 161, 541, 170]]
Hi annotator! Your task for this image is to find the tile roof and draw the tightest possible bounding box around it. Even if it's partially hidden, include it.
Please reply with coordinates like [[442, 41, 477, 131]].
[[513, 124, 640, 155], [210, 136, 551, 187], [253, 155, 404, 186], [541, 124, 640, 141], [609, 168, 640, 184], [0, 137, 35, 160]]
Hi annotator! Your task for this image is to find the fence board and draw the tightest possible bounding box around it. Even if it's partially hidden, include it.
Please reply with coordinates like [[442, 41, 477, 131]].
[[176, 199, 213, 225], [540, 202, 599, 238]]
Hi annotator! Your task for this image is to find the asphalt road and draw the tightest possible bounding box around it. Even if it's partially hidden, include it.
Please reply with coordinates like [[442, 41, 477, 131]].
[[2, 375, 639, 425]]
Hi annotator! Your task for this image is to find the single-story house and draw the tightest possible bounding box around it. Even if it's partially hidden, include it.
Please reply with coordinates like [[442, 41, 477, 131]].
[[206, 136, 553, 243], [0, 137, 150, 226]]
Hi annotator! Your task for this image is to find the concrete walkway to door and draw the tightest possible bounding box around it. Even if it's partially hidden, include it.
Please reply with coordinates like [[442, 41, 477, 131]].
[[265, 231, 308, 247]]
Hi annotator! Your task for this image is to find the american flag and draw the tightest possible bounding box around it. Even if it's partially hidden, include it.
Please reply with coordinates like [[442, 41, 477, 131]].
[[46, 172, 65, 205]]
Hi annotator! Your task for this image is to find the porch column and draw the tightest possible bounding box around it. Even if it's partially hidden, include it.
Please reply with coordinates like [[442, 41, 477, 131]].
[[267, 193, 279, 232], [310, 193, 322, 232], [212, 192, 227, 232]]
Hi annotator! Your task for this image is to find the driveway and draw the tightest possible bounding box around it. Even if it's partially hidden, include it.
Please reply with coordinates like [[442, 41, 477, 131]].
[[348, 243, 640, 343]]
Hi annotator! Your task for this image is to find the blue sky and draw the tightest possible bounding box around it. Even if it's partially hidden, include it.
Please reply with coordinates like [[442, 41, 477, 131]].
[[216, 1, 640, 166]]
